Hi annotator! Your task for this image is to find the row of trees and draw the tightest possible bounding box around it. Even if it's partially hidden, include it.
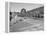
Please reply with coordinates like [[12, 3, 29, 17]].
[[18, 6, 44, 18], [10, 6, 44, 21]]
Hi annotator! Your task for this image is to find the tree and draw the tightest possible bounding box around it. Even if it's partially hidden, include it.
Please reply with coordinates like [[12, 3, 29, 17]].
[[21, 8, 26, 14], [20, 8, 26, 17]]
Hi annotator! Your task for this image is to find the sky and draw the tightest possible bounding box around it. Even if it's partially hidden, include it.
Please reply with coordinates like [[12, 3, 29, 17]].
[[10, 2, 43, 12]]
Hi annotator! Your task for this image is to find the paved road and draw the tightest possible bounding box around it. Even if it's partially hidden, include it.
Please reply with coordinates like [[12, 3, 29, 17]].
[[10, 17, 44, 32]]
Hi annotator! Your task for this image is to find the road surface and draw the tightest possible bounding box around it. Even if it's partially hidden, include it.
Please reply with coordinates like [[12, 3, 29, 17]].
[[10, 17, 44, 32]]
